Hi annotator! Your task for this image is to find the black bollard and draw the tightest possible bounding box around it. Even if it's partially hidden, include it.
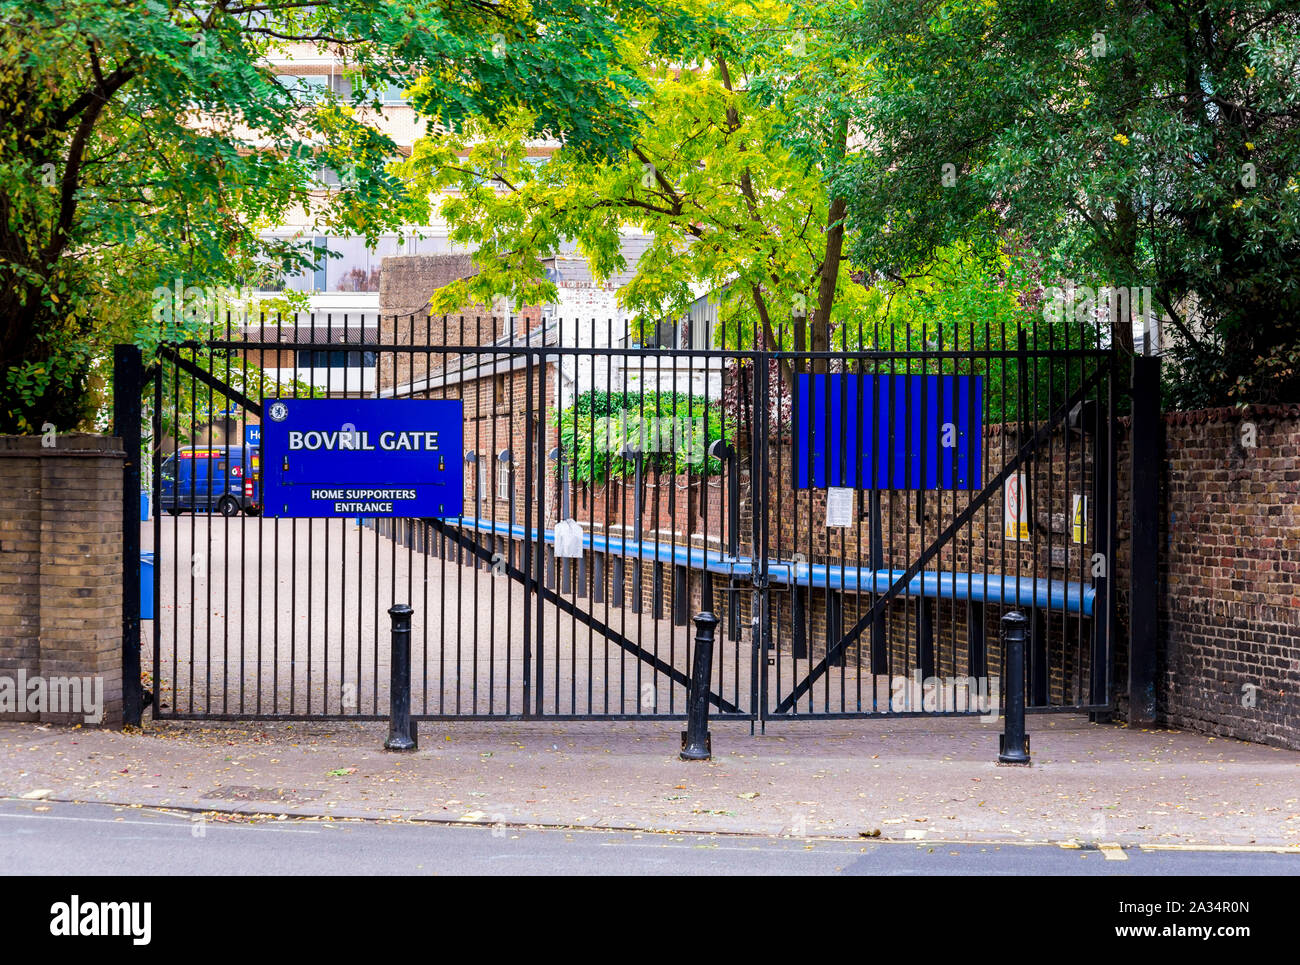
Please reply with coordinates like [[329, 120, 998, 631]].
[[680, 611, 720, 761], [998, 610, 1030, 764], [384, 603, 418, 751]]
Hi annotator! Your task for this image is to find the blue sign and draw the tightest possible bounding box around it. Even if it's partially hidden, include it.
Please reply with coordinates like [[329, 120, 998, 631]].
[[262, 399, 463, 518], [795, 374, 983, 490], [245, 425, 261, 447]]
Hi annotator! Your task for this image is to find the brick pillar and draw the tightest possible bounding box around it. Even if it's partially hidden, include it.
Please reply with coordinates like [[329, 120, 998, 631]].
[[0, 434, 124, 726]]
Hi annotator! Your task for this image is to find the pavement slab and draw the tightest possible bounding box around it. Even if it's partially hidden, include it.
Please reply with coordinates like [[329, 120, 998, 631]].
[[3, 715, 1299, 848]]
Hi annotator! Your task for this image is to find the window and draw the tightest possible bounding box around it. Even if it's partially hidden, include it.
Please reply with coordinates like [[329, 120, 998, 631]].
[[343, 73, 407, 104], [311, 235, 328, 291], [275, 74, 330, 100], [493, 373, 509, 410], [324, 236, 399, 292], [497, 462, 511, 501], [640, 324, 679, 350], [296, 350, 377, 369]]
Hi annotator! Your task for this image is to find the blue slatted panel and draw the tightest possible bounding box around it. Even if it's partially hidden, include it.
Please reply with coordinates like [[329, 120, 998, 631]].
[[795, 374, 983, 490]]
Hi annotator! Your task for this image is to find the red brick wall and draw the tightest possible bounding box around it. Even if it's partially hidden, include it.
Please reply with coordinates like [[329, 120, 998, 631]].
[[1154, 406, 1300, 748], [572, 475, 729, 544], [411, 353, 557, 518]]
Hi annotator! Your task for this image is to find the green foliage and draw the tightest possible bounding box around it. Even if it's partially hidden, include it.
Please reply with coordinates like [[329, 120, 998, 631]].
[[398, 0, 868, 366], [554, 390, 727, 482], [404, 0, 1089, 415], [836, 0, 1300, 405], [827, 242, 1106, 423], [0, 0, 673, 431]]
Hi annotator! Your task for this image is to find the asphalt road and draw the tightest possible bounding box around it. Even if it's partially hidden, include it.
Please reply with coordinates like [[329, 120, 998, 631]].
[[1, 799, 1296, 876]]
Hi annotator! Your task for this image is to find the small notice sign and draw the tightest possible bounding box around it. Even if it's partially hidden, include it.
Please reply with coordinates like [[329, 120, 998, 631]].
[[825, 487, 854, 528], [1071, 494, 1088, 544], [1004, 473, 1030, 541], [554, 518, 585, 558]]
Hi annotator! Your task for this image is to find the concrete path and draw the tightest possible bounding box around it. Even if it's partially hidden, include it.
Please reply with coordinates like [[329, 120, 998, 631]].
[[3, 715, 1298, 849]]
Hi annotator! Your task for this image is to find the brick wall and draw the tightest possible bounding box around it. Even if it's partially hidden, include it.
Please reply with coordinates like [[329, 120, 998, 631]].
[[378, 253, 480, 318], [408, 349, 557, 518], [377, 253, 556, 519], [0, 434, 124, 726], [571, 474, 729, 544], [1154, 406, 1300, 748], [377, 253, 543, 396]]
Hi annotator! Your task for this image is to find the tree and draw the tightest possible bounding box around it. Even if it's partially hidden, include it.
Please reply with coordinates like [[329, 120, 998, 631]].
[[836, 0, 1300, 405], [0, 0, 687, 432], [398, 0, 872, 390]]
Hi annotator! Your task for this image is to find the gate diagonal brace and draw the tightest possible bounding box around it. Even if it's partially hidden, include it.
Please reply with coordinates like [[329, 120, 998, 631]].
[[426, 518, 743, 716], [774, 365, 1108, 714], [158, 345, 263, 417]]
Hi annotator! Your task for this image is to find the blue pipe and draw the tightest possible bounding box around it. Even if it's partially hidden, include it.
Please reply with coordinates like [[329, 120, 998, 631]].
[[446, 516, 1095, 616]]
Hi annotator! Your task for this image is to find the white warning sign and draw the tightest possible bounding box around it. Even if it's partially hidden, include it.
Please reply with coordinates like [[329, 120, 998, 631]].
[[1004, 473, 1029, 541]]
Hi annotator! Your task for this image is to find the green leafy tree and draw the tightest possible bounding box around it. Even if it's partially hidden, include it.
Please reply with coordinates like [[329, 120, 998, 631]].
[[836, 0, 1300, 405], [398, 0, 872, 391], [0, 0, 683, 432], [836, 240, 1104, 423], [402, 0, 1089, 439]]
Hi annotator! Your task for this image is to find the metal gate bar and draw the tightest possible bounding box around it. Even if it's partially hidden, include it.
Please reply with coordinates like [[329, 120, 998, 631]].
[[135, 310, 1115, 723]]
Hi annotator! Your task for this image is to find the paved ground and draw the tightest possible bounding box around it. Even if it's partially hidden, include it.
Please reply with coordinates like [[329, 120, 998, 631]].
[[15, 515, 1285, 861], [3, 714, 1298, 849], [142, 515, 757, 717], [139, 515, 1032, 720], [1, 799, 1295, 876]]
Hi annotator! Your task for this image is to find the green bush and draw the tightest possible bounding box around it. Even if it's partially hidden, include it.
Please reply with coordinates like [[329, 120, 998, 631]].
[[554, 390, 728, 483]]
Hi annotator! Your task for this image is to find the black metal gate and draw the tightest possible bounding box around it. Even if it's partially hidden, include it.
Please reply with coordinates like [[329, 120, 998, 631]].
[[759, 328, 1117, 722], [125, 310, 1116, 724]]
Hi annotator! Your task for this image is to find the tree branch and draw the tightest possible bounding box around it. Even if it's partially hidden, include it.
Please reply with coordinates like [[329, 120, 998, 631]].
[[45, 64, 136, 261]]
